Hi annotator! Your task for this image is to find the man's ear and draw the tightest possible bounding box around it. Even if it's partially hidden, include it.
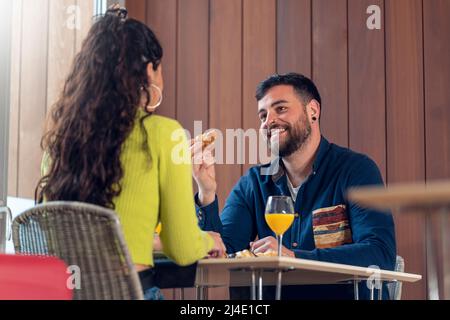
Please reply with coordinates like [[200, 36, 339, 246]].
[[307, 99, 321, 121]]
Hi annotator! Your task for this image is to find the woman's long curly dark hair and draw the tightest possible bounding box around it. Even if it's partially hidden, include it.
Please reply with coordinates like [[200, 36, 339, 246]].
[[36, 7, 163, 209]]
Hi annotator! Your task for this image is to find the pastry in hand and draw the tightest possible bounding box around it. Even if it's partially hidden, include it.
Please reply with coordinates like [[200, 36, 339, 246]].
[[195, 130, 217, 149]]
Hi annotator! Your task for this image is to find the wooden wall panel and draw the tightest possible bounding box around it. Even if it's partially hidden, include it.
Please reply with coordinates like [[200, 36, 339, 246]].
[[5, 0, 448, 301], [312, 0, 348, 147], [146, 0, 177, 119], [386, 0, 425, 183], [348, 0, 386, 181], [424, 0, 450, 181], [126, 0, 146, 22], [176, 0, 210, 300], [177, 0, 209, 136], [47, 0, 77, 114], [386, 0, 426, 300], [8, 0, 23, 197], [18, 0, 50, 198], [209, 0, 243, 211], [277, 0, 311, 77], [9, 0, 93, 199], [88, 0, 450, 300], [76, 0, 94, 52], [242, 0, 276, 174], [424, 0, 450, 300]]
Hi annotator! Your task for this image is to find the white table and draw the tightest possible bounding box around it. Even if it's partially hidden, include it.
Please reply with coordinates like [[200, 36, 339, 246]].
[[195, 256, 421, 300], [347, 180, 450, 300]]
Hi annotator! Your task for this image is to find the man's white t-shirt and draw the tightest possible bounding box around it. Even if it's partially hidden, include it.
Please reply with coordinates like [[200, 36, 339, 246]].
[[287, 176, 302, 203]]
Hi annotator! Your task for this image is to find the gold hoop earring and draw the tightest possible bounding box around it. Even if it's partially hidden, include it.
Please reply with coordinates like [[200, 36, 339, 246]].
[[145, 84, 163, 112]]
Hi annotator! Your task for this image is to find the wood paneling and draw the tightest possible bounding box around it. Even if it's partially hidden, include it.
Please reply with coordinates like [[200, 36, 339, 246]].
[[386, 0, 424, 183], [146, 0, 177, 119], [18, 0, 50, 198], [8, 0, 23, 197], [176, 0, 210, 300], [195, 4, 241, 299], [424, 0, 450, 180], [312, 0, 348, 147], [386, 0, 426, 299], [277, 0, 311, 77], [7, 0, 450, 300], [126, 0, 146, 22], [76, 0, 94, 52], [8, 0, 93, 199], [125, 0, 450, 300], [47, 0, 77, 114], [348, 0, 386, 181], [242, 0, 276, 174], [424, 0, 450, 300], [177, 0, 209, 136], [209, 0, 243, 210]]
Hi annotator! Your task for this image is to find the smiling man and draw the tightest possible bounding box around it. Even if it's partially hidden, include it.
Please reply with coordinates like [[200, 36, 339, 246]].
[[192, 73, 396, 300]]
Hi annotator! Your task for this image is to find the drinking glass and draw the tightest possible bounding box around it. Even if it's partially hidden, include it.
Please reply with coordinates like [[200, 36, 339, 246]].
[[264, 196, 295, 257], [265, 196, 295, 300]]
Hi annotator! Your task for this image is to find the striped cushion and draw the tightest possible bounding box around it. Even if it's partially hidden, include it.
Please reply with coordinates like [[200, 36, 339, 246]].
[[312, 205, 353, 249]]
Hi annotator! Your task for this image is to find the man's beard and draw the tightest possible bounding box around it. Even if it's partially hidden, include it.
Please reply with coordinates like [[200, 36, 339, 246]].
[[269, 113, 312, 158]]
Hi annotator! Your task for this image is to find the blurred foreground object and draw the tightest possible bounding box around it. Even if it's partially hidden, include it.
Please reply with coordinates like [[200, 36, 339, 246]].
[[0, 254, 72, 300]]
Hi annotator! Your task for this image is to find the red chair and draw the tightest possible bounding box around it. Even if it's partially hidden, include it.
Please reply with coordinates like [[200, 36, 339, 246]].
[[0, 254, 72, 300]]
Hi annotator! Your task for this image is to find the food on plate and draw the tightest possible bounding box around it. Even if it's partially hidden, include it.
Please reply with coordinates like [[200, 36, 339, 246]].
[[234, 249, 254, 258], [229, 249, 278, 259], [255, 249, 277, 257]]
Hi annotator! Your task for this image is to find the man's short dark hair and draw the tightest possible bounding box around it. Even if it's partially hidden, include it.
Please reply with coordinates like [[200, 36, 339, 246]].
[[255, 73, 322, 107]]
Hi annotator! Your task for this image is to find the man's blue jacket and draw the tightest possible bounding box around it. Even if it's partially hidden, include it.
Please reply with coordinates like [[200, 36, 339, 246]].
[[196, 137, 396, 300]]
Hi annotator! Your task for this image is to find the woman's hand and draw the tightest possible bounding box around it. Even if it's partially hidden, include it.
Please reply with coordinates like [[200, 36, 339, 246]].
[[153, 234, 163, 252], [206, 231, 227, 258], [190, 136, 217, 206]]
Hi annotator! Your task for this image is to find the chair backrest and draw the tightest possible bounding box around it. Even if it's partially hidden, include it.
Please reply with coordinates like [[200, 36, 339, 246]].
[[387, 255, 405, 300], [0, 254, 72, 300], [0, 206, 12, 253], [12, 201, 143, 300]]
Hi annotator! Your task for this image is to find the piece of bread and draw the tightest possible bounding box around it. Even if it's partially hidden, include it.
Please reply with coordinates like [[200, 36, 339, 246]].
[[230, 249, 278, 259], [195, 130, 217, 149], [255, 249, 278, 257], [234, 249, 254, 258]]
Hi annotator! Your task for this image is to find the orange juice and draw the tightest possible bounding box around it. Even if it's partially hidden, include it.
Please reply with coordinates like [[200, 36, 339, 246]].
[[265, 213, 294, 235], [155, 223, 162, 235]]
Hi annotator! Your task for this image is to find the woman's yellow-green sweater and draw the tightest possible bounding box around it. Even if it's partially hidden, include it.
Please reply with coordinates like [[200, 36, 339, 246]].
[[42, 110, 214, 266]]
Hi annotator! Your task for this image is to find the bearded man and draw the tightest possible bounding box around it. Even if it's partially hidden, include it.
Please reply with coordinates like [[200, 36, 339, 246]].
[[192, 73, 396, 300]]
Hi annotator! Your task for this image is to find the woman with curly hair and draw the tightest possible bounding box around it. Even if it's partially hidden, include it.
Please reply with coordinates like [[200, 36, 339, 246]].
[[36, 5, 225, 299]]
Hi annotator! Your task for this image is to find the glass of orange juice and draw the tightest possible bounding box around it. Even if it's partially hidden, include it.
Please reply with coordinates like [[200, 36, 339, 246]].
[[264, 196, 295, 257]]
